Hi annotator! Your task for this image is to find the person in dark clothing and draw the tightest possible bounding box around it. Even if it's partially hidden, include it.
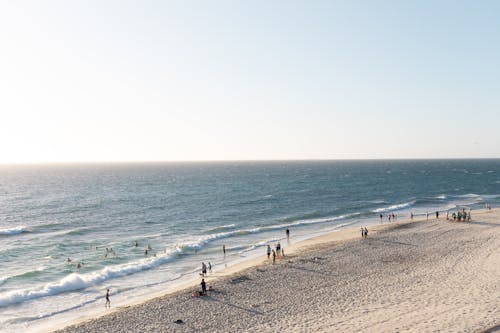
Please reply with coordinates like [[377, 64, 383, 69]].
[[105, 289, 111, 308], [201, 279, 207, 295]]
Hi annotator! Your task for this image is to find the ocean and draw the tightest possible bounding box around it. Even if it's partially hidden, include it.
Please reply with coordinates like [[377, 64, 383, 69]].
[[0, 160, 499, 332]]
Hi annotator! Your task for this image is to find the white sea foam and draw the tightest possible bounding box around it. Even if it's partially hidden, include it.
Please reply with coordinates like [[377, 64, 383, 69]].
[[206, 224, 236, 233], [435, 194, 447, 200], [477, 194, 500, 200], [177, 213, 360, 251], [0, 226, 28, 236], [457, 193, 481, 198], [0, 249, 180, 308], [372, 201, 415, 213], [238, 238, 282, 254]]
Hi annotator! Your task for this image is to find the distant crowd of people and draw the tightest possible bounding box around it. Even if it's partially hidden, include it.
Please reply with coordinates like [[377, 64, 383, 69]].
[[379, 213, 398, 223], [447, 209, 471, 222]]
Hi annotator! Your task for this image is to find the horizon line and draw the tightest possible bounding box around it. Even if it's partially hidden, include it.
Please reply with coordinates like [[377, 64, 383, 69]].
[[1, 157, 500, 166]]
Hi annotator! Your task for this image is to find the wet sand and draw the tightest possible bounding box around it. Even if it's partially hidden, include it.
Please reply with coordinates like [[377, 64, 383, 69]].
[[52, 209, 500, 332]]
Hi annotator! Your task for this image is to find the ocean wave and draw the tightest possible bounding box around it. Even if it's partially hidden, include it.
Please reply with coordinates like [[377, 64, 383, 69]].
[[372, 201, 415, 213], [177, 213, 361, 251], [435, 194, 447, 200], [0, 226, 28, 236], [237, 194, 275, 206], [456, 193, 481, 198], [0, 266, 48, 284], [206, 224, 236, 233], [0, 249, 180, 308], [238, 238, 282, 254], [65, 227, 95, 236], [280, 211, 327, 223]]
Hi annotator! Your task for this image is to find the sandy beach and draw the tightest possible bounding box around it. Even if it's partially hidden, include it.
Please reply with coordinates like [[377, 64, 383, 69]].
[[51, 209, 500, 333]]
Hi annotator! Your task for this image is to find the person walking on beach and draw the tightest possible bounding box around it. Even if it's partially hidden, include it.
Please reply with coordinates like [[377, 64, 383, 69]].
[[426, 212, 429, 221], [267, 245, 271, 259], [364, 227, 368, 238], [436, 211, 439, 219], [105, 289, 110, 308], [222, 245, 226, 257], [379, 214, 383, 223], [201, 262, 207, 277], [272, 250, 276, 264], [201, 279, 207, 296], [361, 227, 364, 238], [286, 228, 290, 240], [208, 262, 212, 273]]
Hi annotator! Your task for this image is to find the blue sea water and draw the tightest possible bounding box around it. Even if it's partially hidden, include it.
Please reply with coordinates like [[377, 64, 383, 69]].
[[0, 160, 499, 331]]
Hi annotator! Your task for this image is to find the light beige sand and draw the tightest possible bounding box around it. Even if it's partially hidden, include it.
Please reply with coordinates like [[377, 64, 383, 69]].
[[52, 209, 500, 333]]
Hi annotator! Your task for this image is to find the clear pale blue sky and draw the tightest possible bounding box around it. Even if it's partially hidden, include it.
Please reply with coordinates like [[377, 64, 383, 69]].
[[1, 1, 499, 162]]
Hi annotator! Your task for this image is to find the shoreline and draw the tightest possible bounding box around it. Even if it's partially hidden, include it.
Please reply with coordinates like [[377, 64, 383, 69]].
[[44, 207, 499, 332], [36, 215, 403, 332]]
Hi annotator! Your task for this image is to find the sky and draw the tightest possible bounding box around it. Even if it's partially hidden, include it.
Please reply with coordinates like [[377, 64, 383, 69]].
[[0, 0, 499, 163]]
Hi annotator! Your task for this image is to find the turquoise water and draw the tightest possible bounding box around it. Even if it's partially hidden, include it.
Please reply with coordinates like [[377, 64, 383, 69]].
[[0, 160, 499, 331]]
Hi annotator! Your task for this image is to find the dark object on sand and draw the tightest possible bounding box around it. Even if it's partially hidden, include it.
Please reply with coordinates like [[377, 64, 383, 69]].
[[174, 319, 184, 324], [230, 275, 251, 284]]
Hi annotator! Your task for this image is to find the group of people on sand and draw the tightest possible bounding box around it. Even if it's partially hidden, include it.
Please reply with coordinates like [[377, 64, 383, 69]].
[[266, 229, 290, 264], [448, 209, 471, 222], [194, 246, 225, 297], [380, 208, 475, 223], [197, 266, 214, 297], [195, 262, 214, 297], [380, 213, 398, 223], [268, 243, 283, 264], [201, 262, 212, 277]]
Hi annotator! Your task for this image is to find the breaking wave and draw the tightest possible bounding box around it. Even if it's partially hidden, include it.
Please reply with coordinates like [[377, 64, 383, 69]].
[[0, 226, 28, 236]]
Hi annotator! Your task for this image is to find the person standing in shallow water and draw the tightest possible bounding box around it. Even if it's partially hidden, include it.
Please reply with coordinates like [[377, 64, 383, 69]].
[[105, 289, 110, 308], [286, 228, 290, 240], [222, 245, 226, 257], [201, 262, 207, 277]]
